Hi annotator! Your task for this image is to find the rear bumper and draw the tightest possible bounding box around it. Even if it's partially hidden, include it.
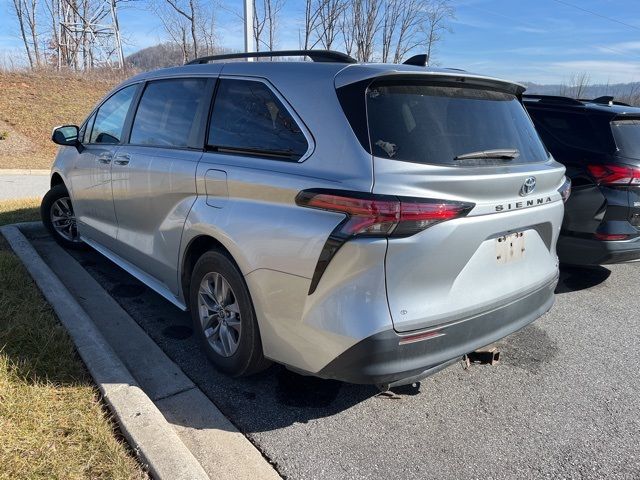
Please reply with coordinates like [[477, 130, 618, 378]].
[[317, 274, 558, 386], [557, 234, 640, 265]]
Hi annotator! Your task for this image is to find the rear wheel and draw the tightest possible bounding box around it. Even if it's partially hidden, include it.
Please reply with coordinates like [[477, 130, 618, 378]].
[[41, 184, 85, 249], [189, 250, 270, 376]]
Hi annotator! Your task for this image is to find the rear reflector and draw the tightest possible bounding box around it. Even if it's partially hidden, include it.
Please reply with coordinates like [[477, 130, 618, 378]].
[[593, 233, 630, 241], [398, 329, 445, 345], [587, 164, 640, 186]]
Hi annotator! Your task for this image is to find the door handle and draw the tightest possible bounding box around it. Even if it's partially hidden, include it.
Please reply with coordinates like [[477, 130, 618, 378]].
[[114, 154, 130, 166], [97, 155, 112, 164]]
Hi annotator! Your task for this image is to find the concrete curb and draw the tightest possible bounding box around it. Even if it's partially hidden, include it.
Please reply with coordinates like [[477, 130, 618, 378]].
[[1, 224, 210, 480], [21, 221, 282, 480], [0, 168, 50, 175]]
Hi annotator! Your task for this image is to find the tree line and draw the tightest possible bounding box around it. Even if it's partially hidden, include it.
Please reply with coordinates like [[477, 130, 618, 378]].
[[8, 0, 455, 70]]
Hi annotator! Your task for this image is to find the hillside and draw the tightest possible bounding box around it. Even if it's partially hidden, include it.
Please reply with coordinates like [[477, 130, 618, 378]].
[[0, 72, 121, 169]]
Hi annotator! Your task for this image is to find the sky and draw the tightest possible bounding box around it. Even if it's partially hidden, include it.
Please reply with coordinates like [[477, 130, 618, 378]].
[[0, 0, 639, 84]]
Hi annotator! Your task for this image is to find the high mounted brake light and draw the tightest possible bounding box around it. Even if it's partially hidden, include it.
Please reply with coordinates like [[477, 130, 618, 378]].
[[296, 189, 474, 294], [587, 164, 640, 186]]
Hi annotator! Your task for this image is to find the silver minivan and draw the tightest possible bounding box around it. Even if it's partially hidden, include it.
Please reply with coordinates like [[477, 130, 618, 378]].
[[43, 50, 569, 388]]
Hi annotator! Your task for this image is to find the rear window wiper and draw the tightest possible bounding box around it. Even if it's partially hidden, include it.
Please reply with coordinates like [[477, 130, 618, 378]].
[[454, 149, 520, 161]]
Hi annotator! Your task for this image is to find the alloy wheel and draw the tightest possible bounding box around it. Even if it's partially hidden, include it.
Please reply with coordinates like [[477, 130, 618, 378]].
[[198, 272, 242, 357]]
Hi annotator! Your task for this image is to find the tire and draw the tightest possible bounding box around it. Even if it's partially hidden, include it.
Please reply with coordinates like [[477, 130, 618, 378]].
[[189, 250, 271, 377], [41, 183, 85, 250]]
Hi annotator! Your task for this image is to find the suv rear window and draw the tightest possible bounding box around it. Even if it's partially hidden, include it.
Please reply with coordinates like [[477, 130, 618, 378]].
[[611, 119, 640, 159], [365, 83, 548, 165]]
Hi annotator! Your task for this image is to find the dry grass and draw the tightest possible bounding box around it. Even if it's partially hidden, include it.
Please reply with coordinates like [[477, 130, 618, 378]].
[[0, 197, 40, 225], [0, 71, 120, 170], [0, 198, 147, 479]]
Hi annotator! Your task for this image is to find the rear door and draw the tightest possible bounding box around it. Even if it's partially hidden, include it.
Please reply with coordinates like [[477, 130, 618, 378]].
[[362, 80, 566, 332], [110, 77, 213, 295]]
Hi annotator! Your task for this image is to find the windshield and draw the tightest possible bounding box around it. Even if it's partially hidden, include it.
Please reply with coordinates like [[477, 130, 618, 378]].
[[611, 119, 640, 159], [366, 83, 548, 165]]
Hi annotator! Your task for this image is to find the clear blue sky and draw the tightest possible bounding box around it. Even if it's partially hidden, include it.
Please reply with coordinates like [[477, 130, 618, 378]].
[[1, 0, 639, 84]]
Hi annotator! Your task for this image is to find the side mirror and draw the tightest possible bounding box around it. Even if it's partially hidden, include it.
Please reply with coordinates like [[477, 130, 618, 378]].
[[52, 125, 79, 146]]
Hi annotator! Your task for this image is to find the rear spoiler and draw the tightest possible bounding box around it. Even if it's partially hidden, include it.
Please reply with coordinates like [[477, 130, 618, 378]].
[[335, 65, 525, 96]]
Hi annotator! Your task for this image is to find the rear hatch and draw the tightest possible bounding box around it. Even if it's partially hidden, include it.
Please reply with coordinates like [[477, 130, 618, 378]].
[[339, 73, 567, 332], [610, 117, 640, 231]]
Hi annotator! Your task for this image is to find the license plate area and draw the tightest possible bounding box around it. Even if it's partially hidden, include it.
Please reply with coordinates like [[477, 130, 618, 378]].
[[496, 232, 525, 264]]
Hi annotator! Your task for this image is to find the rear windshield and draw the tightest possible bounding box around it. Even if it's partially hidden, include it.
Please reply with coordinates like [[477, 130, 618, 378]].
[[611, 119, 640, 159], [366, 83, 548, 165]]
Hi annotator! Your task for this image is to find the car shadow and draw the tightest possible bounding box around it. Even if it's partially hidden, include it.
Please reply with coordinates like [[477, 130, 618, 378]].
[[19, 226, 422, 433], [555, 264, 611, 294]]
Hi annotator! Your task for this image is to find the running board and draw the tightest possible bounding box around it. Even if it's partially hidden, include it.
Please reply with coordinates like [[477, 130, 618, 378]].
[[81, 236, 188, 311]]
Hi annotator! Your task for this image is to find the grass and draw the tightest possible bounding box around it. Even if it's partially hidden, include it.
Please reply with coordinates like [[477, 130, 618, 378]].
[[0, 199, 147, 479], [0, 71, 121, 169]]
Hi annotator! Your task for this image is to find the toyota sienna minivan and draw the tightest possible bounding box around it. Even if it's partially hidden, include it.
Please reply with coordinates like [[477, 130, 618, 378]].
[[42, 50, 569, 388]]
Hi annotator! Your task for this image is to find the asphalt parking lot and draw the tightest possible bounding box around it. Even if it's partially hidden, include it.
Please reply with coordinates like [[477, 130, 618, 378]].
[[27, 226, 640, 480]]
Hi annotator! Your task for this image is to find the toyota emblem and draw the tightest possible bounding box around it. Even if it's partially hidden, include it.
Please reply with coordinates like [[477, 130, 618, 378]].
[[520, 176, 536, 196]]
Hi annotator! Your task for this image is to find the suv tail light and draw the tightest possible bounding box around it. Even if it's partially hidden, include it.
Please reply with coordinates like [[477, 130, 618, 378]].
[[593, 233, 630, 241], [296, 189, 474, 294], [587, 164, 640, 186], [558, 177, 571, 203]]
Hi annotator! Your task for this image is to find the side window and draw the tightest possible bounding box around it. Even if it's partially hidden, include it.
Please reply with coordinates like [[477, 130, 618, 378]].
[[90, 85, 137, 144], [531, 110, 600, 151], [130, 78, 209, 147], [207, 79, 309, 160], [79, 113, 95, 144]]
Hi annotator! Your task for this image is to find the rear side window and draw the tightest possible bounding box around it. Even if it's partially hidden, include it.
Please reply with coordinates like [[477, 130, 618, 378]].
[[90, 85, 137, 144], [611, 119, 640, 159], [130, 78, 208, 148], [365, 83, 548, 165], [207, 79, 308, 160], [530, 110, 602, 152]]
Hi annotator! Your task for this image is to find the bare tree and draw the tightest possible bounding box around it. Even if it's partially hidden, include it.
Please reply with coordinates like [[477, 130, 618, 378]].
[[252, 0, 267, 51], [316, 0, 345, 50], [391, 0, 424, 63], [571, 72, 590, 98], [301, 0, 321, 49], [164, 0, 199, 59], [339, 2, 355, 57], [558, 72, 591, 98], [252, 0, 284, 53], [11, 0, 40, 67], [351, 0, 382, 62], [423, 0, 454, 66]]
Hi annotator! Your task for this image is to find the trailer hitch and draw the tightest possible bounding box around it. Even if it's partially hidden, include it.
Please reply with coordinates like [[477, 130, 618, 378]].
[[463, 346, 500, 368]]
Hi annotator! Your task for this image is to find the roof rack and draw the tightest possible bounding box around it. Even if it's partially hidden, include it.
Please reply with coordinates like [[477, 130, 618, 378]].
[[578, 96, 631, 107], [185, 50, 357, 65], [521, 94, 583, 105]]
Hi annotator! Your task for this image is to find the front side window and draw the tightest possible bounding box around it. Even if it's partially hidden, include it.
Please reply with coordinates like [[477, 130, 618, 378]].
[[130, 78, 209, 147], [366, 83, 548, 165], [207, 79, 309, 160], [90, 85, 137, 144], [611, 119, 640, 159]]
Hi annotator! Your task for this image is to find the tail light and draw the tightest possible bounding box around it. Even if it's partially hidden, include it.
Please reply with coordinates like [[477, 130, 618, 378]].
[[593, 233, 630, 241], [558, 177, 571, 203], [296, 189, 474, 294], [587, 164, 640, 186]]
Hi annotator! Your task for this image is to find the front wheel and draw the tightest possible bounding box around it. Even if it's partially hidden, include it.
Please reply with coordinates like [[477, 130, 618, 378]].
[[189, 250, 271, 377], [41, 184, 85, 249]]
